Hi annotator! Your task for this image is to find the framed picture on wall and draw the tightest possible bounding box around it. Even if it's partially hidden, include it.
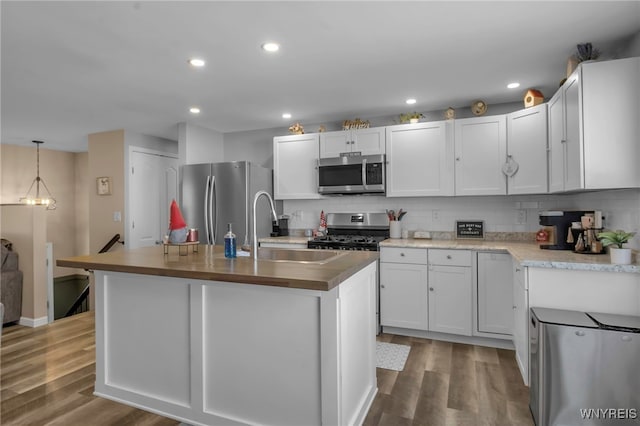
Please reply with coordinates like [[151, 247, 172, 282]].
[[96, 176, 112, 195]]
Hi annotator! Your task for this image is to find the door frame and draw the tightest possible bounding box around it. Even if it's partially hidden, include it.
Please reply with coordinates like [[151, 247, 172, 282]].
[[126, 146, 179, 249]]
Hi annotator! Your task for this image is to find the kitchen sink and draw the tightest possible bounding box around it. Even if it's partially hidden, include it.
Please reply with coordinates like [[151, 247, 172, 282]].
[[257, 248, 347, 264]]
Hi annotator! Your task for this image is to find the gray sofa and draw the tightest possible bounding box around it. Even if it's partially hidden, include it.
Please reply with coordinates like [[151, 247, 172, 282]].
[[1, 242, 23, 324]]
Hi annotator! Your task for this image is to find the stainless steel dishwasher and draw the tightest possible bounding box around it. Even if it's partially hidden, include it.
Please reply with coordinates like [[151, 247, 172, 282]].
[[530, 307, 640, 426]]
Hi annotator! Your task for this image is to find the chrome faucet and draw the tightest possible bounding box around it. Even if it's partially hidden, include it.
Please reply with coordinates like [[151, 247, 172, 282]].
[[252, 190, 278, 259]]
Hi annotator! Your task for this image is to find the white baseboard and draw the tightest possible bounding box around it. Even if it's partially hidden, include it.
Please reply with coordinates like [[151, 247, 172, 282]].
[[382, 326, 515, 350], [19, 316, 49, 328]]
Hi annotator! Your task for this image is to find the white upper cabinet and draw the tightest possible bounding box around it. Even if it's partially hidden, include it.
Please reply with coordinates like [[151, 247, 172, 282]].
[[548, 57, 640, 192], [385, 121, 454, 197], [319, 127, 385, 158], [549, 72, 582, 192], [506, 104, 549, 194], [454, 115, 507, 195], [548, 88, 565, 193], [273, 133, 321, 200]]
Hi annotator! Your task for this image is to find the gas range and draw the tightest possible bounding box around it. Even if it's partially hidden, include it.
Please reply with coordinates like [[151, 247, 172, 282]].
[[307, 213, 389, 252]]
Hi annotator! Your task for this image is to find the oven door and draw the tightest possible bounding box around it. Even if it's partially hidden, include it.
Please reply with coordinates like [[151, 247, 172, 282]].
[[317, 154, 385, 194]]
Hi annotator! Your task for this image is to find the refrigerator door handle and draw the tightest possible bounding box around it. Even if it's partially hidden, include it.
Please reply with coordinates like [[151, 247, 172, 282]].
[[204, 176, 211, 244], [210, 175, 217, 244]]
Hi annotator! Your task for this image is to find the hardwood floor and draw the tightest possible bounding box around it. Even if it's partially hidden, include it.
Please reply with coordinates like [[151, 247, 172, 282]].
[[1, 313, 533, 425], [365, 334, 534, 426]]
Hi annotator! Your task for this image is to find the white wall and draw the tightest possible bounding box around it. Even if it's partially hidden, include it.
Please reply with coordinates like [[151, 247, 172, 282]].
[[282, 189, 640, 248], [564, 189, 640, 250], [224, 127, 284, 169], [179, 122, 224, 165]]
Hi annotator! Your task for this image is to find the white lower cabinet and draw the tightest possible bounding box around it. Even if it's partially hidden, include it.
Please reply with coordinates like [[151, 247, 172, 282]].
[[476, 252, 513, 337], [428, 249, 472, 336], [380, 247, 472, 337], [428, 264, 472, 336], [380, 261, 428, 330], [512, 260, 529, 385]]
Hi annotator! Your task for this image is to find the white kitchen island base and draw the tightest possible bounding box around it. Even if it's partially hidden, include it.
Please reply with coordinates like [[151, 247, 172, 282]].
[[93, 262, 378, 426]]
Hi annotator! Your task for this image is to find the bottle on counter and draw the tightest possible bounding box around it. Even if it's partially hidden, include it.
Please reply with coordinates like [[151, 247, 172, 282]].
[[224, 223, 237, 258]]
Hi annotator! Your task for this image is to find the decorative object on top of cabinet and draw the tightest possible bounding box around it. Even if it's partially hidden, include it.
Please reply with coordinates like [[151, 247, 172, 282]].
[[318, 125, 326, 133], [567, 42, 601, 77], [342, 118, 370, 130], [574, 42, 601, 63], [471, 100, 487, 116], [444, 107, 455, 120], [288, 122, 304, 134], [399, 112, 424, 124], [523, 89, 544, 108]]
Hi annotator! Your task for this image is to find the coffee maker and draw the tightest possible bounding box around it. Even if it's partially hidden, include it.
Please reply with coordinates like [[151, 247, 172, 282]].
[[538, 210, 591, 250]]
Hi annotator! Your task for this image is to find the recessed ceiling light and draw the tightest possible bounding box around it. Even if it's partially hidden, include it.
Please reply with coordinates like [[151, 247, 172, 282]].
[[262, 42, 280, 52], [188, 58, 205, 67], [406, 98, 417, 105], [507, 82, 520, 89], [190, 107, 201, 114], [282, 113, 292, 119]]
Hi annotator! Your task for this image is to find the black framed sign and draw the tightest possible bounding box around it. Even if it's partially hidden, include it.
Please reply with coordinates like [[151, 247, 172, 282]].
[[456, 220, 485, 239]]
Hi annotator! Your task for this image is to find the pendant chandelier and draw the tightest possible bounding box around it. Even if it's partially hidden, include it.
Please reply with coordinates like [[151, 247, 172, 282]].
[[20, 140, 56, 210]]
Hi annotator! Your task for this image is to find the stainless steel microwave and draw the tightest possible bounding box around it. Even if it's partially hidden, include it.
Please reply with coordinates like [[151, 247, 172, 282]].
[[317, 154, 386, 195]]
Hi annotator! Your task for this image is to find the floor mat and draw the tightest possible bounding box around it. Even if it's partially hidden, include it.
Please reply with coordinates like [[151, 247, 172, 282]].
[[376, 341, 411, 371]]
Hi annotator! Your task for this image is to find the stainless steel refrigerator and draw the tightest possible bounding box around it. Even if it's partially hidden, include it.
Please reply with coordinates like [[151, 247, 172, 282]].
[[180, 161, 273, 246]]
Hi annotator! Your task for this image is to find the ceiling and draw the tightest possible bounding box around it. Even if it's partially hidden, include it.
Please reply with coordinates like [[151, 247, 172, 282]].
[[2, 1, 639, 152]]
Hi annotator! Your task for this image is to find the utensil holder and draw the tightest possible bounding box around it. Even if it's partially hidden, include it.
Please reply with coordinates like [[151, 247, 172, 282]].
[[390, 221, 401, 238]]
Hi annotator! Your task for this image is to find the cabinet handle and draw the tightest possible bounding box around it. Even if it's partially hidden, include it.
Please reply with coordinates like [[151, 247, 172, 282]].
[[515, 268, 521, 272], [446, 255, 452, 259], [456, 157, 461, 161], [561, 139, 567, 144], [429, 287, 434, 291], [381, 284, 385, 289], [513, 305, 517, 310], [400, 252, 405, 257]]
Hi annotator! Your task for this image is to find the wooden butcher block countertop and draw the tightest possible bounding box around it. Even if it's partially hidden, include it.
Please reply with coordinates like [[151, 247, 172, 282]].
[[57, 244, 379, 291]]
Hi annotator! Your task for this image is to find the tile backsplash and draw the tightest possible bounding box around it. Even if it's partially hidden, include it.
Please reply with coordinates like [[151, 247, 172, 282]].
[[283, 189, 640, 249]]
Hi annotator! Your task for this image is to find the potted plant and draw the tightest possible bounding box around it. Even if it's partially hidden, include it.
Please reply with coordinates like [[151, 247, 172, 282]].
[[597, 230, 636, 264], [399, 112, 424, 124]]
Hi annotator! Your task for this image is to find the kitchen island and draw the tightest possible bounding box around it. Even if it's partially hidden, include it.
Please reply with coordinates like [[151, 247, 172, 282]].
[[57, 245, 379, 426]]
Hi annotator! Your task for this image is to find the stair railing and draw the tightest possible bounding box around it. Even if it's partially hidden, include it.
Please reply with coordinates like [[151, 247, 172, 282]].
[[65, 234, 124, 317]]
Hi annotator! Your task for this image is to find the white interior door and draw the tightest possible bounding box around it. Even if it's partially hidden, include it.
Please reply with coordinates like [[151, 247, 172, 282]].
[[129, 149, 178, 249]]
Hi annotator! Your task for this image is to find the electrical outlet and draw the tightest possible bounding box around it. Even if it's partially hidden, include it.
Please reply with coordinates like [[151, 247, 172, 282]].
[[113, 211, 121, 222], [516, 209, 526, 225], [432, 210, 440, 221]]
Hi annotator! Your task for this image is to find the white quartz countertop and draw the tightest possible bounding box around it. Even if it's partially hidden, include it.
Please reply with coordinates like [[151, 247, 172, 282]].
[[379, 239, 640, 274], [258, 235, 640, 274]]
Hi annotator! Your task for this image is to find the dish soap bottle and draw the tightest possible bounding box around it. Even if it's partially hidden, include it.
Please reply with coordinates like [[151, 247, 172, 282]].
[[224, 223, 237, 258]]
